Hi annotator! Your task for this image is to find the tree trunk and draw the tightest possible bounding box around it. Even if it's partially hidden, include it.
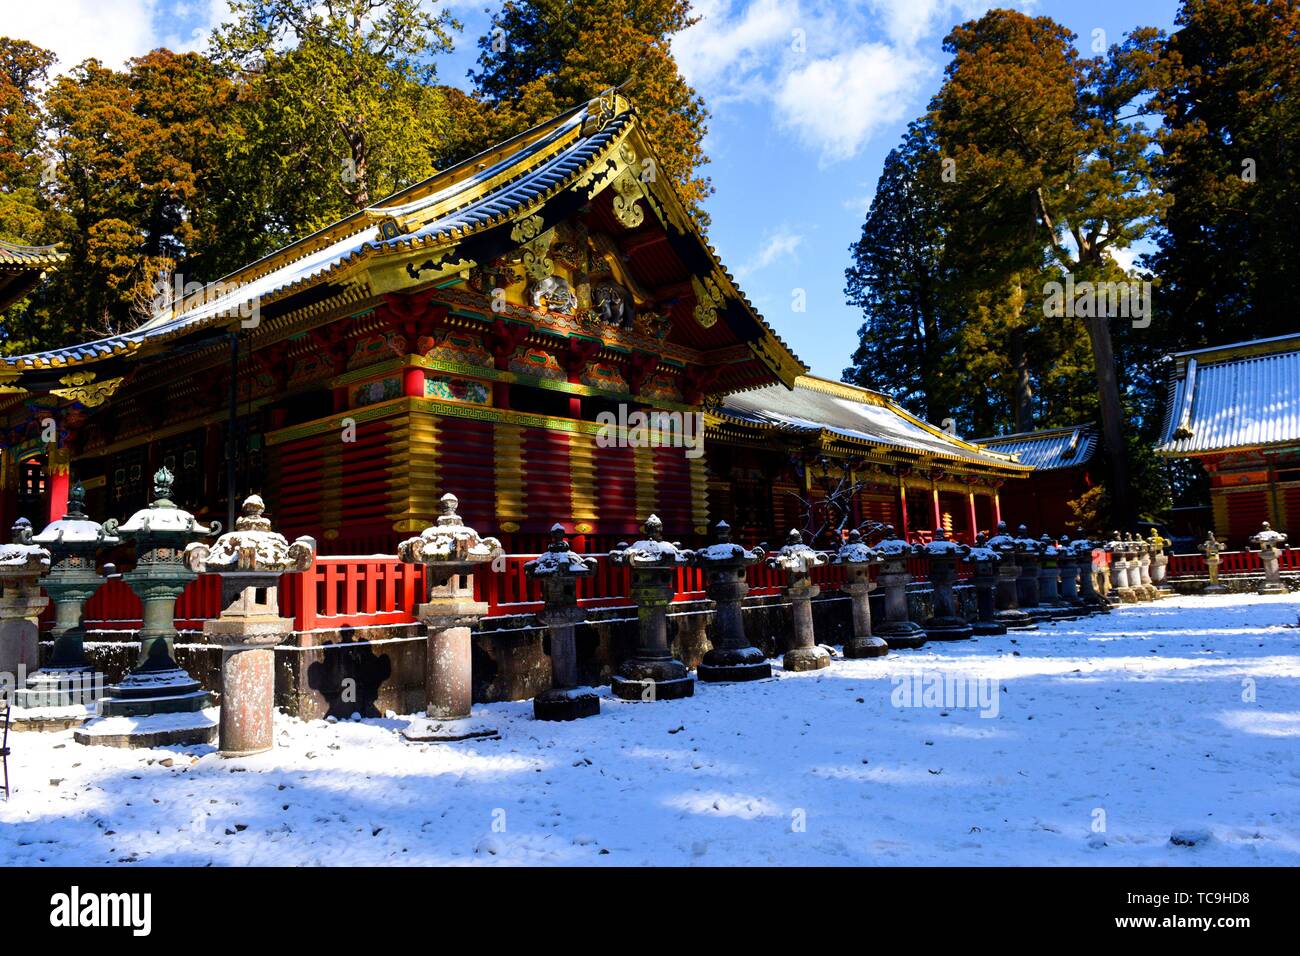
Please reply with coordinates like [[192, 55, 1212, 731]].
[[1011, 334, 1033, 432], [1084, 312, 1132, 528]]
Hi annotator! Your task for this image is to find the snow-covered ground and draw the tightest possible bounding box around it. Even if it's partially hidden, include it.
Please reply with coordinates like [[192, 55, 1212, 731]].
[[3, 592, 1299, 866]]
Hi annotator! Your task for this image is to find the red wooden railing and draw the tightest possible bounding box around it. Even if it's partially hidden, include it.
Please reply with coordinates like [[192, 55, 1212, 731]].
[[1167, 548, 1300, 578], [67, 547, 1035, 635]]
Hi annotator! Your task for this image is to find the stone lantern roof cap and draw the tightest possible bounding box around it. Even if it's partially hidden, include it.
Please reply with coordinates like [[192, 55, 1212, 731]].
[[31, 482, 120, 549], [398, 493, 504, 567], [1250, 522, 1288, 549], [694, 521, 761, 565], [922, 529, 968, 557], [112, 467, 220, 539], [0, 518, 50, 573], [873, 525, 918, 557], [525, 524, 596, 577], [184, 495, 316, 575], [834, 529, 881, 565], [610, 514, 692, 566]]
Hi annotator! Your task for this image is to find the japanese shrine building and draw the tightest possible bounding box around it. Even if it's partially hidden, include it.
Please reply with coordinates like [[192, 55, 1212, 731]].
[[1157, 332, 1300, 546], [2, 93, 1030, 553], [972, 424, 1099, 535]]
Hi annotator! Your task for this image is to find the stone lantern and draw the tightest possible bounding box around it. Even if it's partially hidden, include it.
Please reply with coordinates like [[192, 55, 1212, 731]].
[[1070, 533, 1109, 614], [766, 529, 831, 671], [871, 526, 927, 649], [919, 529, 973, 641], [82, 468, 220, 739], [833, 529, 888, 658], [1055, 535, 1087, 616], [986, 522, 1035, 631], [691, 521, 771, 681], [608, 515, 695, 701], [184, 495, 315, 757], [1013, 525, 1050, 623], [524, 524, 600, 719], [1199, 532, 1227, 594], [1105, 532, 1136, 604], [0, 519, 50, 688], [1037, 534, 1075, 620], [398, 493, 503, 732], [1131, 534, 1157, 601], [13, 483, 118, 711], [1249, 522, 1289, 595], [964, 533, 1005, 636], [1147, 529, 1173, 597]]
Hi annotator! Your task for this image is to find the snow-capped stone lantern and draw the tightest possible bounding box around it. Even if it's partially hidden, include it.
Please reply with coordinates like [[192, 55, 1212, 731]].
[[963, 533, 1005, 636], [1013, 525, 1049, 622], [1037, 534, 1076, 619], [0, 518, 50, 689], [919, 528, 973, 641], [766, 529, 831, 671], [184, 495, 315, 756], [986, 522, 1035, 631], [1249, 521, 1289, 595], [78, 467, 221, 746], [524, 524, 599, 720], [1131, 534, 1157, 601], [607, 515, 695, 700], [833, 529, 888, 657], [1069, 533, 1107, 613], [15, 483, 118, 711], [1147, 528, 1173, 597], [1199, 532, 1227, 594], [871, 525, 927, 649], [398, 493, 503, 730], [691, 521, 771, 681], [1055, 535, 1088, 615], [1105, 532, 1136, 604]]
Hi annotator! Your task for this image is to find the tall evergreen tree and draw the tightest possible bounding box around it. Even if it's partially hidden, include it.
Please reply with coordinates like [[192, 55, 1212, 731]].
[[468, 0, 712, 221], [843, 124, 953, 425], [1151, 0, 1300, 348]]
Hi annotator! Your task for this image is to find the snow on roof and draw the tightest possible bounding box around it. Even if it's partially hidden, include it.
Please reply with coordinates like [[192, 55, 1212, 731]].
[[1157, 333, 1300, 456], [718, 376, 1029, 472], [974, 425, 1099, 471]]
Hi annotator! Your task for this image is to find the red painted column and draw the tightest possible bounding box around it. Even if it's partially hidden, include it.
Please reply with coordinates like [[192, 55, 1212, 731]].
[[898, 478, 910, 539], [931, 482, 942, 533], [993, 490, 1003, 527], [967, 491, 979, 544], [0, 451, 15, 535], [47, 446, 71, 524], [402, 366, 425, 398]]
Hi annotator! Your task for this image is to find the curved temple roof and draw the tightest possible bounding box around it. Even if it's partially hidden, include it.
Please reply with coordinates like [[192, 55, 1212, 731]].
[[716, 376, 1031, 474], [1156, 333, 1300, 456], [0, 239, 66, 314], [974, 424, 1099, 471], [1, 92, 805, 397]]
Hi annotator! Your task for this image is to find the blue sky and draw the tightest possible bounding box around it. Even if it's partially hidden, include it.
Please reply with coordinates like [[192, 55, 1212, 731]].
[[10, 0, 1180, 378]]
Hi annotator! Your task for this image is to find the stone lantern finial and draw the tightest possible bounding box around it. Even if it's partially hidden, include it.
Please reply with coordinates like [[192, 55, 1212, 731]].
[[152, 466, 175, 503], [644, 514, 663, 540], [715, 520, 732, 543], [66, 481, 87, 518], [10, 515, 33, 546]]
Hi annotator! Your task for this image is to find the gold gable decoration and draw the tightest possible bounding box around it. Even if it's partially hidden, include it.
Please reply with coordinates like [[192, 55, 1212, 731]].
[[691, 273, 726, 329], [49, 371, 125, 408]]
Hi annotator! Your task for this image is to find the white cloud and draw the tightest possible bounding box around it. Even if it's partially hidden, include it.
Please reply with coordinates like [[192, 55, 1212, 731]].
[[3, 0, 230, 72], [737, 229, 803, 278], [774, 42, 931, 164], [672, 0, 799, 99], [5, 0, 163, 71]]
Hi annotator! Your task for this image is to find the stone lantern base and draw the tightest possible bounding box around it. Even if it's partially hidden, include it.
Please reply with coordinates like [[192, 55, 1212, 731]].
[[698, 645, 773, 682], [783, 644, 831, 672], [971, 619, 1007, 636], [923, 616, 973, 641], [875, 621, 927, 649], [534, 686, 601, 721], [611, 658, 695, 701], [73, 710, 218, 748], [843, 635, 890, 658]]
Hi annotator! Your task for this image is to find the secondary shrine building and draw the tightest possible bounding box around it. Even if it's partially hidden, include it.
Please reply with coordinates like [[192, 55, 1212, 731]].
[[2, 93, 1031, 551], [1157, 332, 1300, 546]]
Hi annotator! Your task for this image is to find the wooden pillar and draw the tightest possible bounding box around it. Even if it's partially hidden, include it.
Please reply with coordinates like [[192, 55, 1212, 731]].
[[897, 477, 909, 538], [402, 366, 425, 398], [931, 481, 942, 532], [967, 491, 979, 543], [0, 451, 15, 535], [46, 445, 71, 524], [993, 489, 1002, 526]]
